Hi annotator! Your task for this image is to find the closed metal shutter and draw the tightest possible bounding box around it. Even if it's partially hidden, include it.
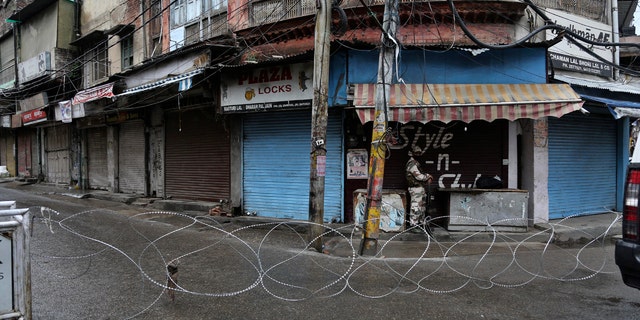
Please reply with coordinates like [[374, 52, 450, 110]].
[[17, 131, 31, 177], [165, 108, 230, 201], [118, 120, 146, 194], [548, 114, 617, 219], [87, 127, 109, 189], [243, 110, 343, 221], [0, 130, 16, 176], [0, 134, 5, 167], [45, 125, 71, 184]]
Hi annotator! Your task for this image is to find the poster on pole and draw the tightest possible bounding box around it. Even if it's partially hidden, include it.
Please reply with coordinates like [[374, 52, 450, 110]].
[[347, 149, 368, 179]]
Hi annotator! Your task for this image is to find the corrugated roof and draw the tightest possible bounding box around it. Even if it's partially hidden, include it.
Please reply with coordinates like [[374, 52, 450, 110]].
[[554, 74, 640, 95]]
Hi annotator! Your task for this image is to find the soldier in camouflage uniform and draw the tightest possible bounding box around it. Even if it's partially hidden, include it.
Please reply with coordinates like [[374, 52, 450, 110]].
[[406, 148, 433, 229]]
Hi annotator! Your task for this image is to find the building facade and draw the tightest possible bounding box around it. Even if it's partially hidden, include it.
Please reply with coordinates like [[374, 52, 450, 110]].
[[0, 0, 637, 226]]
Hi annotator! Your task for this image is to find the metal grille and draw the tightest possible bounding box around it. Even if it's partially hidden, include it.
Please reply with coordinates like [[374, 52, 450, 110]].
[[530, 0, 608, 23], [185, 22, 200, 45], [185, 14, 229, 44], [165, 108, 231, 201], [205, 14, 228, 38], [87, 127, 109, 190], [118, 120, 146, 194], [250, 0, 315, 26], [45, 125, 71, 184]]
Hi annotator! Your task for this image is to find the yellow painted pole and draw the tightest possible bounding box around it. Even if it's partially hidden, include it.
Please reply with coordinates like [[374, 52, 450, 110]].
[[359, 0, 398, 256]]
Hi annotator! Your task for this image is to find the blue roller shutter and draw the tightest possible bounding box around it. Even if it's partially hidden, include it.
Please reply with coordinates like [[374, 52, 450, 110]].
[[243, 110, 343, 221], [548, 114, 616, 219]]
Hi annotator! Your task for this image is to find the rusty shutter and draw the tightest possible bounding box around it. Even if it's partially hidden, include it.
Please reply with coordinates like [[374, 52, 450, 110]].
[[118, 120, 146, 194], [45, 125, 71, 184], [87, 127, 109, 189], [165, 108, 230, 201], [0, 131, 13, 174], [17, 130, 31, 177]]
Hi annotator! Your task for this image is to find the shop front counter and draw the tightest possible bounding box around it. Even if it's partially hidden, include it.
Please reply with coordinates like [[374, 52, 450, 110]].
[[440, 188, 529, 232]]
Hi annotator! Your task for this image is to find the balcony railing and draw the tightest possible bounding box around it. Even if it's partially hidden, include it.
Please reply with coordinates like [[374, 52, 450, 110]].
[[247, 0, 608, 29], [527, 0, 608, 24], [185, 14, 229, 46], [250, 0, 315, 26]]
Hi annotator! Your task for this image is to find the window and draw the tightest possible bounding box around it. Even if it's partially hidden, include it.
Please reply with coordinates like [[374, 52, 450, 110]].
[[204, 0, 227, 13], [0, 38, 15, 86], [149, 0, 162, 38], [84, 40, 109, 87], [171, 0, 186, 27], [172, 0, 202, 28], [148, 0, 163, 57], [121, 36, 133, 70], [172, 0, 227, 28]]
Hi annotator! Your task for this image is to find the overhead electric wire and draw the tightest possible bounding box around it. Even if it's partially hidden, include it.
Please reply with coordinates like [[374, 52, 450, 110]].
[[446, 0, 640, 77], [4, 0, 640, 114], [0, 0, 252, 110], [107, 0, 317, 113]]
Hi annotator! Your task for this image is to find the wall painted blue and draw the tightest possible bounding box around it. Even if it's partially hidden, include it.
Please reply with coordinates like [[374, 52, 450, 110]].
[[329, 47, 548, 106]]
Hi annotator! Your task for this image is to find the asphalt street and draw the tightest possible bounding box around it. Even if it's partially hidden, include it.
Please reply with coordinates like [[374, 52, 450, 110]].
[[1, 182, 639, 320]]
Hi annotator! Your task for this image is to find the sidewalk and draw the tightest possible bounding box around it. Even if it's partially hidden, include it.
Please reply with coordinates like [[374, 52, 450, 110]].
[[1, 178, 622, 257]]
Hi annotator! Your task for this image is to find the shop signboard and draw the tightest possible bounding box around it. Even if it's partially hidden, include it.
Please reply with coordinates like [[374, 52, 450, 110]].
[[220, 62, 313, 113], [546, 8, 613, 77], [21, 109, 47, 125]]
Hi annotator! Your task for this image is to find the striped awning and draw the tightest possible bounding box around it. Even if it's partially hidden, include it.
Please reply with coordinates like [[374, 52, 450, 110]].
[[353, 83, 585, 123], [118, 68, 204, 96]]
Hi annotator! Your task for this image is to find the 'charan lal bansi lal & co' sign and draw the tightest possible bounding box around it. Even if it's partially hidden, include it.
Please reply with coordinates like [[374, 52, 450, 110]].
[[220, 62, 313, 113]]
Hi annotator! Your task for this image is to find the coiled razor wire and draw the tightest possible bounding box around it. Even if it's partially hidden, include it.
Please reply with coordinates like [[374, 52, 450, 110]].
[[27, 207, 621, 319]]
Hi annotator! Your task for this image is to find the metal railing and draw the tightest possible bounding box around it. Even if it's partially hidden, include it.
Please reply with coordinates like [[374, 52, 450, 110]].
[[247, 0, 609, 27], [250, 0, 315, 26], [529, 0, 608, 24]]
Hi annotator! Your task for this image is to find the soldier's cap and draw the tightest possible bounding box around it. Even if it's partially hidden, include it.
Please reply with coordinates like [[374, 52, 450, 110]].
[[408, 146, 422, 156]]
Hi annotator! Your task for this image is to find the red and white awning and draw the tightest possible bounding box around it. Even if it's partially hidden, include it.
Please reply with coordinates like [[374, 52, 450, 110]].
[[353, 83, 585, 123]]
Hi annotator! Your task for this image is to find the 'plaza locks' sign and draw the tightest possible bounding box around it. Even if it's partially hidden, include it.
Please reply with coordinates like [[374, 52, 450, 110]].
[[220, 63, 313, 113]]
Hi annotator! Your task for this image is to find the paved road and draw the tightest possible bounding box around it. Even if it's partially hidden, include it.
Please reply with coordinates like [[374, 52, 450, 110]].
[[2, 183, 639, 320]]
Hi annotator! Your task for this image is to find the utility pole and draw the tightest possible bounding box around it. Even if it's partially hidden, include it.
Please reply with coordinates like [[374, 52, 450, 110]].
[[359, 0, 399, 256], [308, 0, 332, 252]]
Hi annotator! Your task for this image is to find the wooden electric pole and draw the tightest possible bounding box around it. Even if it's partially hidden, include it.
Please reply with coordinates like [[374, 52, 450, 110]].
[[308, 0, 332, 252], [359, 0, 399, 256]]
